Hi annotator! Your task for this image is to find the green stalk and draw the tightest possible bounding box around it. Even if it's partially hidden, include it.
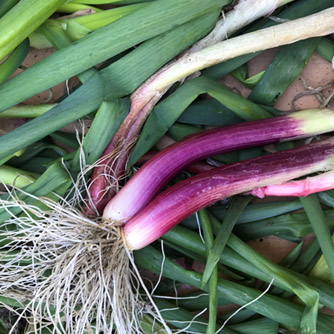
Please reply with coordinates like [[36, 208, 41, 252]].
[[0, 163, 70, 226], [0, 0, 227, 111], [198, 210, 217, 334], [181, 200, 303, 231], [0, 104, 55, 118], [37, 20, 97, 84], [317, 37, 334, 63], [38, 20, 74, 49], [211, 200, 303, 224], [249, 38, 319, 106], [0, 0, 19, 18], [266, 242, 304, 298], [31, 4, 145, 47], [300, 195, 334, 278], [0, 0, 66, 61], [0, 9, 220, 161], [0, 39, 29, 84], [162, 225, 334, 309], [291, 238, 321, 275], [234, 210, 334, 241], [71, 98, 129, 170], [318, 190, 334, 207], [177, 99, 241, 126], [309, 234, 334, 285], [280, 242, 304, 268], [0, 149, 25, 166], [0, 165, 37, 188], [227, 235, 319, 333], [69, 4, 145, 32], [231, 66, 264, 88], [228, 318, 279, 334], [135, 245, 334, 333], [71, 0, 152, 3], [202, 196, 252, 287]]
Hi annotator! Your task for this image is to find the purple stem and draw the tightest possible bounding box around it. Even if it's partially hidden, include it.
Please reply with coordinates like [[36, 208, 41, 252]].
[[103, 109, 334, 222], [123, 137, 334, 250]]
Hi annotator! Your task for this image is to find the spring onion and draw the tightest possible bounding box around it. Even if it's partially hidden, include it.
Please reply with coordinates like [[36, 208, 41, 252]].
[[118, 137, 334, 250], [103, 109, 334, 221]]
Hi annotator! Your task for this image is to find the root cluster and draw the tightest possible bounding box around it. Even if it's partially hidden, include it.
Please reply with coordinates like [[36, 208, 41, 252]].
[[0, 193, 144, 334]]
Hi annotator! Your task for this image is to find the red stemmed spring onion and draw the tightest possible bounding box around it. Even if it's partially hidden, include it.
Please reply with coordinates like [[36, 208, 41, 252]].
[[120, 137, 334, 250], [103, 109, 334, 222], [86, 6, 334, 215]]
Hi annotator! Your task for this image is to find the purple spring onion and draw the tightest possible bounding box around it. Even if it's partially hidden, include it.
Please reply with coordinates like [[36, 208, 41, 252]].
[[250, 170, 334, 198], [120, 137, 334, 250], [103, 109, 334, 222]]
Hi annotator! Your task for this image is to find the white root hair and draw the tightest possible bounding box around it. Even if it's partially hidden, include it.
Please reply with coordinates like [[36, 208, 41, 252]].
[[0, 135, 186, 334], [0, 190, 147, 334], [0, 184, 208, 334]]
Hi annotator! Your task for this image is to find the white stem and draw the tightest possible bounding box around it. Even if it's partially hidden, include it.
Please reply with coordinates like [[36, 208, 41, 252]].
[[189, 0, 284, 53], [132, 7, 334, 111], [131, 0, 292, 110]]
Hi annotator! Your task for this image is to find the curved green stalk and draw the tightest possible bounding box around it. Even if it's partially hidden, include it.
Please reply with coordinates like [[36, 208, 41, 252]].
[[310, 235, 334, 285], [162, 225, 334, 309]]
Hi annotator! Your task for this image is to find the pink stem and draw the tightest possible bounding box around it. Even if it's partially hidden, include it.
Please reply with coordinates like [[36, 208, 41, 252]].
[[250, 171, 334, 198]]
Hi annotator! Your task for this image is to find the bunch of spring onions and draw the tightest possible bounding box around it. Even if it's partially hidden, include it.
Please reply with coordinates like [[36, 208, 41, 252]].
[[0, 0, 334, 333]]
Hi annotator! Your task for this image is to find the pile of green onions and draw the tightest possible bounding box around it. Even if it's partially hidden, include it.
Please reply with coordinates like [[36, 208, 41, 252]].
[[0, 0, 334, 333]]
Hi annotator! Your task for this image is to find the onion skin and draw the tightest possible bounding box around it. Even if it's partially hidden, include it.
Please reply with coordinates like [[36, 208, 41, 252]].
[[123, 137, 334, 250], [103, 109, 334, 222]]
